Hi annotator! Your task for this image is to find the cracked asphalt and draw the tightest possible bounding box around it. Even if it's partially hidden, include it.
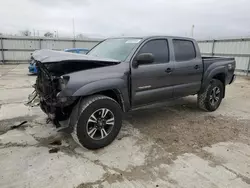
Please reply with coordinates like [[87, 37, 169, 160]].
[[0, 64, 250, 188]]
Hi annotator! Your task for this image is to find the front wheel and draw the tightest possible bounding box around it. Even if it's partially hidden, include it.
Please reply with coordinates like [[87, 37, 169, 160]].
[[71, 95, 122, 150], [198, 79, 224, 111]]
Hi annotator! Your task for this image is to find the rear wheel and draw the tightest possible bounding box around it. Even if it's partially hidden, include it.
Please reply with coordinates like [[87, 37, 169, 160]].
[[71, 95, 122, 150], [198, 79, 224, 111]]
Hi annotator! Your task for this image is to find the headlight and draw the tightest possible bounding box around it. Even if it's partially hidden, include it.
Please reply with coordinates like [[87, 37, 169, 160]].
[[58, 76, 70, 90]]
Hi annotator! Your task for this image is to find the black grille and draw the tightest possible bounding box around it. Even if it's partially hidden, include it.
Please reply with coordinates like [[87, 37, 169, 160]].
[[36, 65, 58, 103]]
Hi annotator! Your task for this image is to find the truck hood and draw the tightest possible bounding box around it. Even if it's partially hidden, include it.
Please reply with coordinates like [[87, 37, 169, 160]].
[[32, 49, 120, 63], [33, 49, 121, 76]]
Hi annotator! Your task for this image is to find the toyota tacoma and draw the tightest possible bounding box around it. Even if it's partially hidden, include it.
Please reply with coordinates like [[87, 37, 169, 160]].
[[31, 36, 236, 149]]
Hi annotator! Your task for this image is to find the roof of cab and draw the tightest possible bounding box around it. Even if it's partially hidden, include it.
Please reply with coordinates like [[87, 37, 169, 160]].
[[107, 35, 194, 41]]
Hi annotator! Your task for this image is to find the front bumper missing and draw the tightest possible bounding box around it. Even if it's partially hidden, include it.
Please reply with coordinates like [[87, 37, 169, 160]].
[[26, 88, 76, 133]]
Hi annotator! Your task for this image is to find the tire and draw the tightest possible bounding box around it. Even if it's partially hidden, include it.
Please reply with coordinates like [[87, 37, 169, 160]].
[[71, 95, 122, 150], [198, 79, 224, 112]]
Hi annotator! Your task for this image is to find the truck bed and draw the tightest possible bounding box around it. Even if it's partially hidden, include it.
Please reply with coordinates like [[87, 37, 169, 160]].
[[202, 56, 236, 85], [202, 56, 234, 62], [202, 56, 235, 69]]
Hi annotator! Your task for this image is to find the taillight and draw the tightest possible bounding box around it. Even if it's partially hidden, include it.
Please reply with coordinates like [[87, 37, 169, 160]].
[[228, 63, 234, 70]]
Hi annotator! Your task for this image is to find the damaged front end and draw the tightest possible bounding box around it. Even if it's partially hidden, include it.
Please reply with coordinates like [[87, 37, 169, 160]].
[[27, 49, 120, 130], [28, 61, 78, 129]]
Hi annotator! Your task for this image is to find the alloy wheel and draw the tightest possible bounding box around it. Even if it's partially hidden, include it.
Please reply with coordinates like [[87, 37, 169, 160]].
[[209, 86, 220, 106], [86, 108, 115, 140]]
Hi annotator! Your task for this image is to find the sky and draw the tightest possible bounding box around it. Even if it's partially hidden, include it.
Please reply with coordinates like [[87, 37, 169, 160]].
[[0, 0, 250, 39]]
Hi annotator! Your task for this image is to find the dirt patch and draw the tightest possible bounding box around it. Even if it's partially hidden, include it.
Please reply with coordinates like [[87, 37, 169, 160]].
[[126, 102, 250, 158], [0, 116, 37, 135]]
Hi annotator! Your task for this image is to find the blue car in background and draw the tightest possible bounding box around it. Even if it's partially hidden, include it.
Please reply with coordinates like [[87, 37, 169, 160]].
[[28, 56, 37, 74], [64, 48, 89, 54], [28, 48, 89, 74]]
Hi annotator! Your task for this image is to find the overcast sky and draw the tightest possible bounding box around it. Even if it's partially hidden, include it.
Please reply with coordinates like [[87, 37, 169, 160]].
[[0, 0, 250, 39]]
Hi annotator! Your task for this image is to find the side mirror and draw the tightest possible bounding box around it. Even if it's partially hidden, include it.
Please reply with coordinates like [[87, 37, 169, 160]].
[[136, 53, 154, 65]]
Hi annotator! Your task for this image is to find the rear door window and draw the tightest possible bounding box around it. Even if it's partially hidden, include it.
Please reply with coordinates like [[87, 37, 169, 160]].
[[137, 39, 169, 63], [173, 39, 196, 61]]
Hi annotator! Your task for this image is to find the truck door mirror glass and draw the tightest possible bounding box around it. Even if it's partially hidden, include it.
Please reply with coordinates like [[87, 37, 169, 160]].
[[136, 53, 154, 65]]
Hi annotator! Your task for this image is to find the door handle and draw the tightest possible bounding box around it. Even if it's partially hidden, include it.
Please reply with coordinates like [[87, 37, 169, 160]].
[[165, 68, 172, 73], [194, 65, 200, 69]]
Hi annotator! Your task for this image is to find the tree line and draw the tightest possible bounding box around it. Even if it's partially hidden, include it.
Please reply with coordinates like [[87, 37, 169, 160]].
[[18, 30, 86, 39]]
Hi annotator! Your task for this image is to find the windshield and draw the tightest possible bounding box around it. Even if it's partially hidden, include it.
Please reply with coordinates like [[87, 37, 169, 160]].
[[88, 38, 141, 61]]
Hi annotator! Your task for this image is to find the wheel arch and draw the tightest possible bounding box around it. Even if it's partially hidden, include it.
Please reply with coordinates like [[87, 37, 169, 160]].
[[201, 67, 226, 97], [94, 89, 126, 112], [72, 78, 130, 112]]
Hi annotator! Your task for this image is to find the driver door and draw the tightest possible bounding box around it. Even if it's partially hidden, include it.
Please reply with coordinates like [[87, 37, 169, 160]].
[[131, 39, 174, 107]]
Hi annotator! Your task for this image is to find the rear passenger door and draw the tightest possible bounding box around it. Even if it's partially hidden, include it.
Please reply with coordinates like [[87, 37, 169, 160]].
[[171, 39, 203, 97], [131, 39, 174, 107]]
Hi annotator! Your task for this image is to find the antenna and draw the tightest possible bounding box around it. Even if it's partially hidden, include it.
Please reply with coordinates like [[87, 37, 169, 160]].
[[191, 25, 195, 37], [72, 18, 76, 39]]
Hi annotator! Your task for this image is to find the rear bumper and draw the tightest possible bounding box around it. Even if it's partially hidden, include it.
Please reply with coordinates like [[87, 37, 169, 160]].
[[229, 74, 236, 84]]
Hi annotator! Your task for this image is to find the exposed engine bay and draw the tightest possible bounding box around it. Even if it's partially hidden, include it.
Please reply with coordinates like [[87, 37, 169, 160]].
[[27, 49, 120, 128]]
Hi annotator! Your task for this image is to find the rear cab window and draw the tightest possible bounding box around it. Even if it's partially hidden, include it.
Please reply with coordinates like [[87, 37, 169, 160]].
[[173, 39, 196, 61], [137, 39, 169, 63]]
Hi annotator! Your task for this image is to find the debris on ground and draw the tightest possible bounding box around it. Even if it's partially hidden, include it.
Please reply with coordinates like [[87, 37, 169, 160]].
[[46, 118, 52, 124], [49, 140, 62, 146], [48, 148, 60, 153], [10, 121, 28, 129]]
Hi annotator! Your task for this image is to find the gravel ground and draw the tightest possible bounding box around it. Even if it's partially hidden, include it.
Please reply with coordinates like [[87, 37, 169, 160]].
[[0, 64, 250, 188]]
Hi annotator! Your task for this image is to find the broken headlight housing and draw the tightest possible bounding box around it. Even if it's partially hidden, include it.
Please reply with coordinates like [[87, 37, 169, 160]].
[[58, 76, 70, 91], [56, 76, 70, 103]]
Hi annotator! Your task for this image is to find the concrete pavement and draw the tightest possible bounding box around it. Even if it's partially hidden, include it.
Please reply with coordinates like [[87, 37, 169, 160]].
[[0, 64, 250, 188]]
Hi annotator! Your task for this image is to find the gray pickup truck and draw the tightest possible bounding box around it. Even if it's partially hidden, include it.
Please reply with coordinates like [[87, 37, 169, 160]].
[[32, 36, 236, 149]]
